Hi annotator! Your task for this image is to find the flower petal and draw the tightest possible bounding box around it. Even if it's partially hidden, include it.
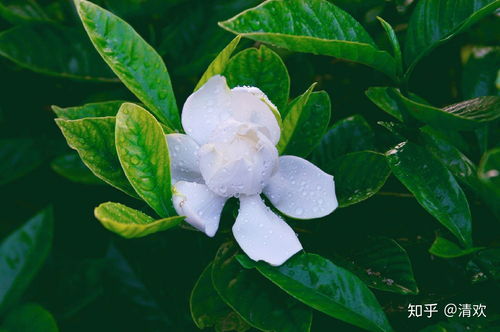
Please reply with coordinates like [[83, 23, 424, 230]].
[[232, 195, 302, 266], [173, 181, 227, 237], [264, 156, 338, 219], [166, 133, 203, 184], [181, 75, 232, 145], [230, 87, 281, 145]]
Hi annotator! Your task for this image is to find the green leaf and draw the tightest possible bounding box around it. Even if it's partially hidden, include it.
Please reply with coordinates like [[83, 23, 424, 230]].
[[55, 117, 138, 198], [0, 0, 50, 24], [94, 202, 183, 238], [462, 47, 500, 99], [331, 151, 390, 207], [0, 138, 45, 186], [51, 153, 102, 185], [52, 101, 125, 120], [0, 208, 53, 314], [278, 85, 331, 157], [0, 24, 117, 82], [386, 141, 472, 247], [75, 0, 180, 130], [337, 238, 419, 295], [365, 87, 429, 122], [212, 242, 312, 332], [376, 17, 402, 78], [219, 0, 397, 79], [190, 263, 250, 332], [470, 248, 500, 281], [429, 237, 484, 259], [377, 88, 500, 130], [404, 0, 500, 76], [195, 35, 241, 91], [115, 103, 175, 217], [224, 45, 290, 110], [310, 115, 375, 171], [2, 303, 58, 332], [238, 252, 394, 332], [478, 147, 500, 196]]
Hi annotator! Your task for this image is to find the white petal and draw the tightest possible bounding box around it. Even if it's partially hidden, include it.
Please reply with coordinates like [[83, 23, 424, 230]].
[[181, 75, 232, 145], [232, 195, 302, 266], [166, 134, 203, 184], [230, 88, 281, 145], [264, 156, 338, 219], [173, 181, 227, 237]]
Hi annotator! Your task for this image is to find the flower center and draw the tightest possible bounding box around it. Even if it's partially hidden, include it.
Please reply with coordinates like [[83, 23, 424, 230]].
[[198, 120, 278, 197]]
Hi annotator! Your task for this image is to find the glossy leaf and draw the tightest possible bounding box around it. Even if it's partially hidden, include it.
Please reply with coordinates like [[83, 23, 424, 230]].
[[278, 85, 331, 157], [94, 202, 183, 238], [386, 141, 472, 247], [378, 88, 500, 130], [0, 24, 116, 82], [478, 147, 500, 196], [225, 45, 290, 110], [195, 35, 241, 91], [331, 151, 391, 207], [376, 17, 402, 78], [310, 115, 375, 170], [190, 263, 250, 332], [338, 238, 418, 295], [52, 101, 125, 120], [365, 87, 429, 122], [2, 303, 58, 332], [0, 208, 53, 314], [212, 242, 312, 332], [76, 0, 180, 130], [429, 237, 484, 259], [51, 153, 102, 185], [219, 0, 397, 79], [55, 117, 138, 198], [405, 0, 500, 75], [115, 103, 175, 217], [238, 252, 394, 332], [0, 138, 45, 186]]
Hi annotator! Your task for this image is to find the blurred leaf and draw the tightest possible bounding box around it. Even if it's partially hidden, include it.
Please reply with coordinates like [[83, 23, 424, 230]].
[[462, 47, 500, 99], [103, 0, 186, 19], [310, 115, 375, 169], [404, 0, 500, 76], [105, 244, 173, 330], [211, 242, 312, 332], [195, 35, 241, 91], [331, 151, 390, 207], [0, 24, 117, 82], [478, 147, 500, 196], [386, 141, 472, 247], [190, 263, 250, 332], [0, 138, 45, 186], [115, 103, 174, 217], [0, 0, 50, 24], [2, 303, 58, 332], [55, 117, 138, 198], [278, 84, 331, 158], [238, 252, 394, 332], [337, 238, 419, 295], [219, 0, 397, 79], [429, 236, 484, 259], [0, 208, 53, 314], [94, 202, 183, 239], [76, 0, 180, 130], [225, 45, 290, 111], [471, 248, 500, 281], [51, 153, 102, 185], [52, 101, 125, 120]]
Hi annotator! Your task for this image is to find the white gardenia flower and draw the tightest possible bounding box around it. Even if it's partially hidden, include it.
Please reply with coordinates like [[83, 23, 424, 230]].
[[169, 75, 338, 266]]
